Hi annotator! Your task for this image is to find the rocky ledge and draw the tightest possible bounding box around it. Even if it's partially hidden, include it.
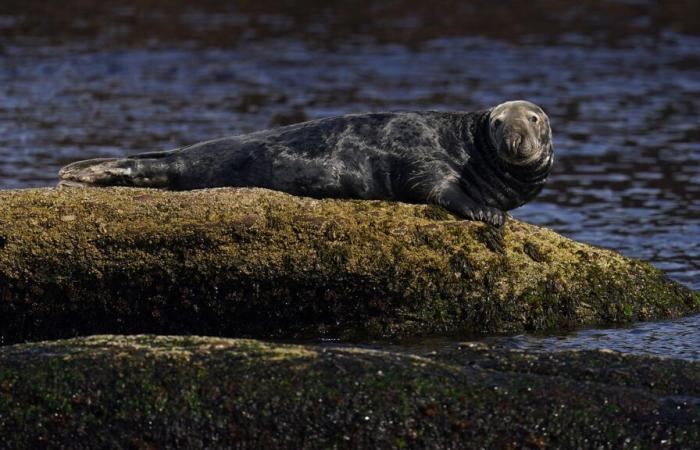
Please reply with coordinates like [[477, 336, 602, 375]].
[[1, 335, 698, 449], [0, 187, 697, 344]]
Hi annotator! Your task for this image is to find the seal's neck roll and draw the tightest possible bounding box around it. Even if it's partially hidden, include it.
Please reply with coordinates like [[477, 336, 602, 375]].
[[458, 110, 553, 211]]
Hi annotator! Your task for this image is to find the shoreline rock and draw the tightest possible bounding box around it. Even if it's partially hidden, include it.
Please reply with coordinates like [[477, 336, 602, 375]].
[[1, 335, 698, 448], [0, 187, 698, 344]]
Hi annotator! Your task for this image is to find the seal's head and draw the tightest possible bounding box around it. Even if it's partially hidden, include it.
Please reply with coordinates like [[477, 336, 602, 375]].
[[488, 100, 552, 166]]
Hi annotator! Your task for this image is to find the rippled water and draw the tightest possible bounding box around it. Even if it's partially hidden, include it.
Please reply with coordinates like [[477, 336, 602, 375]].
[[371, 313, 700, 361], [497, 313, 700, 360], [1, 3, 699, 357]]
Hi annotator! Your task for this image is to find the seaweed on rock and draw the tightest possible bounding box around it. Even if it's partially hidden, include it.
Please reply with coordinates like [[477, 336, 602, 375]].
[[0, 187, 697, 344]]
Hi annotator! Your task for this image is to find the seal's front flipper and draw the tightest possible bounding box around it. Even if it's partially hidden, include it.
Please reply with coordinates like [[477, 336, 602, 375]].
[[58, 156, 174, 188], [435, 182, 508, 227], [454, 204, 507, 228], [470, 206, 508, 228]]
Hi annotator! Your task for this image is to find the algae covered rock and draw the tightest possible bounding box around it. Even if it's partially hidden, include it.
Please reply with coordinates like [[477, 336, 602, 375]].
[[0, 187, 697, 344], [0, 335, 699, 449]]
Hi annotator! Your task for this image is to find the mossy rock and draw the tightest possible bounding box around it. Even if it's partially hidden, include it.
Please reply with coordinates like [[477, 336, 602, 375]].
[[0, 187, 697, 344], [1, 335, 699, 448]]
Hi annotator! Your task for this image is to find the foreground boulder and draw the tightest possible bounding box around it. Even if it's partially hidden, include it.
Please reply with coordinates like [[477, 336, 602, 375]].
[[1, 335, 698, 448], [0, 187, 697, 344]]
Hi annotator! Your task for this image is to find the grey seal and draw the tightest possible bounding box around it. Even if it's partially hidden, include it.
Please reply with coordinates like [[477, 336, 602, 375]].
[[58, 100, 554, 227]]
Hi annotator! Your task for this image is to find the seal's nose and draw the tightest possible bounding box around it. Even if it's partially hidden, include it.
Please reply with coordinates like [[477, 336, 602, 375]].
[[505, 134, 522, 156], [513, 135, 522, 152]]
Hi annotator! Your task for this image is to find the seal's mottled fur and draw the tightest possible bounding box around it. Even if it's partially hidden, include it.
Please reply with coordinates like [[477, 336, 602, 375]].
[[59, 100, 553, 226]]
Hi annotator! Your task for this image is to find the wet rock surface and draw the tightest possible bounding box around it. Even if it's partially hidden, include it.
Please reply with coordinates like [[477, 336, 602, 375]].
[[1, 335, 698, 449], [0, 187, 697, 345]]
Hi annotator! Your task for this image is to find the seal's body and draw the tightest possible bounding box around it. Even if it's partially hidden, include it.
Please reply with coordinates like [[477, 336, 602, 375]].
[[59, 100, 554, 227]]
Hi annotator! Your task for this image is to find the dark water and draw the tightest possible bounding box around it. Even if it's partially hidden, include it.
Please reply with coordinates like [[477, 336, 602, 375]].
[[1, 2, 699, 358]]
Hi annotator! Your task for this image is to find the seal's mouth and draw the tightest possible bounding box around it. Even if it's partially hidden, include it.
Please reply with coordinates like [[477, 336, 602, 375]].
[[501, 132, 543, 165], [489, 123, 541, 166]]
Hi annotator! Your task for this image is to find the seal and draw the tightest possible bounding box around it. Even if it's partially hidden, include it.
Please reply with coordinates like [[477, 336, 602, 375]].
[[58, 100, 554, 227]]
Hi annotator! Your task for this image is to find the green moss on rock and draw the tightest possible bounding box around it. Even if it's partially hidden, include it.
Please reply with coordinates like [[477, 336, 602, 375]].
[[0, 187, 697, 344], [0, 335, 699, 449]]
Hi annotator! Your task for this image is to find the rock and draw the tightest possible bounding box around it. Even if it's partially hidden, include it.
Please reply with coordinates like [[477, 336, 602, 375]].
[[1, 335, 698, 448], [0, 187, 697, 344]]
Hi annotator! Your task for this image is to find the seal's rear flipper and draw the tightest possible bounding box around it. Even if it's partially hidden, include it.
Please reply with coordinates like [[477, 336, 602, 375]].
[[57, 179, 90, 189], [58, 156, 173, 188]]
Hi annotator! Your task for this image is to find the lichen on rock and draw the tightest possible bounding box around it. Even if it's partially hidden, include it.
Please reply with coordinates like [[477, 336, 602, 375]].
[[0, 187, 697, 344]]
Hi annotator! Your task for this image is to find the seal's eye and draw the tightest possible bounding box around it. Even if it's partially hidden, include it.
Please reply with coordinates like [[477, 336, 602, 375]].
[[529, 115, 538, 123], [494, 118, 503, 128]]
